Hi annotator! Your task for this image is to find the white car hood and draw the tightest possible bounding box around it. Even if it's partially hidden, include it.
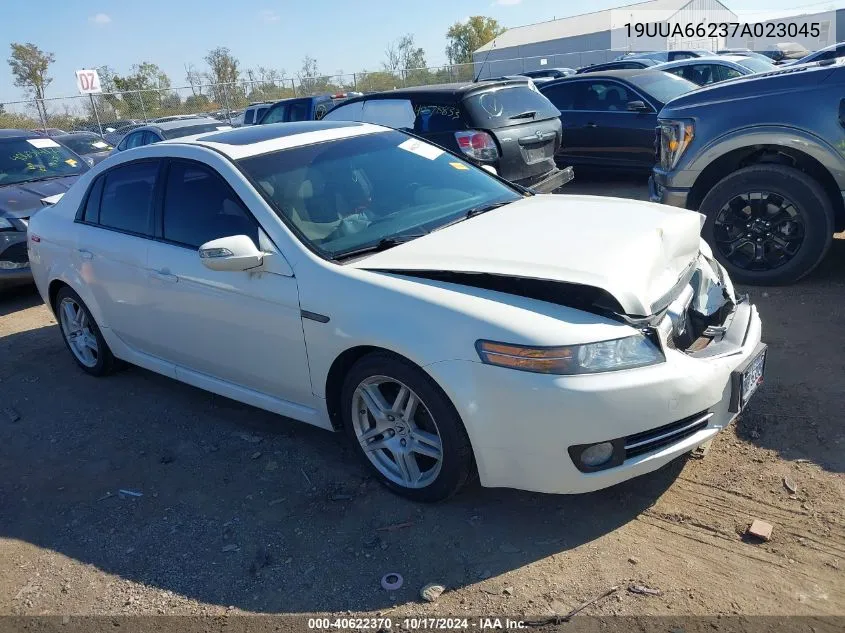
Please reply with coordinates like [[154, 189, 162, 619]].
[[350, 195, 705, 317]]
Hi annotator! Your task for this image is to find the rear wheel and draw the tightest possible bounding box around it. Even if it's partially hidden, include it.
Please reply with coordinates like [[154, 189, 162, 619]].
[[700, 164, 834, 285], [340, 352, 474, 502], [55, 286, 118, 376]]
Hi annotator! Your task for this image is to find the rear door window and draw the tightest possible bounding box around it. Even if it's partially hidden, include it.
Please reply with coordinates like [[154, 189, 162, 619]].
[[539, 83, 578, 111], [412, 103, 464, 133], [360, 99, 415, 129], [244, 110, 255, 125], [323, 101, 365, 122], [463, 86, 560, 128], [288, 101, 311, 121], [98, 161, 159, 235]]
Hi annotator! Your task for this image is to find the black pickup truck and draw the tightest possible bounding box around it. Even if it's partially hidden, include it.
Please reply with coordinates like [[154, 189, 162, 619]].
[[651, 60, 845, 285]]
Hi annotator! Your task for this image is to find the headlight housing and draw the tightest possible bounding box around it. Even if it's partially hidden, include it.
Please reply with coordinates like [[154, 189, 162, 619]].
[[658, 119, 694, 170], [476, 334, 665, 375]]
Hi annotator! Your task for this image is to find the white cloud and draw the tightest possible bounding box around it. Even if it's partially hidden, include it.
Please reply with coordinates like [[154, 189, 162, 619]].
[[88, 13, 112, 25], [259, 9, 280, 23], [494, 0, 522, 5]]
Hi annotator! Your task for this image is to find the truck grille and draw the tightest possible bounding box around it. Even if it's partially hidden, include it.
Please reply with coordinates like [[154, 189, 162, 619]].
[[1, 242, 28, 265], [625, 410, 712, 459]]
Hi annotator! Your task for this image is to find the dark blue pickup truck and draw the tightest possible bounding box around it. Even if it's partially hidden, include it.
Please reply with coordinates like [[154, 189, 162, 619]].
[[257, 93, 362, 124]]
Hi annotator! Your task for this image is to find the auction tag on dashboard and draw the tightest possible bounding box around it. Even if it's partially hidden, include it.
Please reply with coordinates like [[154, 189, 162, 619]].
[[92, 141, 109, 149], [398, 138, 443, 160], [216, 126, 233, 130], [449, 162, 469, 170], [27, 138, 60, 148]]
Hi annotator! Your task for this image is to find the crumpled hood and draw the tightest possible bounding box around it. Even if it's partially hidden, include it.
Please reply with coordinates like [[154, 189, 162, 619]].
[[351, 195, 705, 316], [0, 176, 80, 219]]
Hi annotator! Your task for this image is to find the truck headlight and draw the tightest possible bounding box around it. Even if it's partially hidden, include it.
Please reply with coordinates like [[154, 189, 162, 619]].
[[476, 335, 664, 375], [659, 119, 694, 170]]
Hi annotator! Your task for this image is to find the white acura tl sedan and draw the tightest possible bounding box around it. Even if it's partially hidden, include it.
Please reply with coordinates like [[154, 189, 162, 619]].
[[27, 121, 766, 502]]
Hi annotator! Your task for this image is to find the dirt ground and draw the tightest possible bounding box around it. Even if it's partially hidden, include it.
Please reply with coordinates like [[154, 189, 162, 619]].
[[1, 176, 843, 622]]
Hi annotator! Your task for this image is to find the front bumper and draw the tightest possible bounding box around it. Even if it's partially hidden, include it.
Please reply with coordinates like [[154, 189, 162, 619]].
[[649, 173, 690, 208], [0, 231, 32, 289], [425, 303, 763, 495]]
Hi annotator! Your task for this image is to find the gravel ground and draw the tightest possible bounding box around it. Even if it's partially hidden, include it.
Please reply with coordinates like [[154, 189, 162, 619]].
[[1, 176, 843, 620]]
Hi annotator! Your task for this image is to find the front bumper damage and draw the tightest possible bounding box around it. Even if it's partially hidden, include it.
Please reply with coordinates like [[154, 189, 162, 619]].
[[0, 222, 31, 289], [425, 250, 765, 495]]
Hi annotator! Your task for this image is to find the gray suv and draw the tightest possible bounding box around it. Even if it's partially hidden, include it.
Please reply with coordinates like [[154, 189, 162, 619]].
[[651, 60, 845, 285]]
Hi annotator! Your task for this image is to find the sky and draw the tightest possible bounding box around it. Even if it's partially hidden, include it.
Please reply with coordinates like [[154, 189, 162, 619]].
[[0, 0, 840, 103]]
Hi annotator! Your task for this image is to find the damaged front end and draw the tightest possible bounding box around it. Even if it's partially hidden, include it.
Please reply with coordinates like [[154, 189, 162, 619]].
[[384, 247, 747, 360], [654, 251, 749, 357]]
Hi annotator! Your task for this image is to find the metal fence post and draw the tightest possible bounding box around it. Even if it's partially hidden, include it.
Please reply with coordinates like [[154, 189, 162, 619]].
[[352, 73, 357, 91], [89, 94, 104, 136], [222, 83, 232, 124], [35, 98, 48, 132], [292, 78, 298, 97], [138, 91, 148, 121]]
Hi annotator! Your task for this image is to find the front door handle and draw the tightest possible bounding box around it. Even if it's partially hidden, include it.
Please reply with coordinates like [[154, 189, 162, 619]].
[[78, 249, 93, 260], [149, 269, 178, 283], [585, 122, 598, 128]]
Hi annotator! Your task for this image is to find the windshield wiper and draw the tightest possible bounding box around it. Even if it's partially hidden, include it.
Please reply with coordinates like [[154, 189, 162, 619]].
[[18, 174, 76, 184], [333, 232, 427, 261], [509, 110, 537, 120], [433, 200, 513, 232]]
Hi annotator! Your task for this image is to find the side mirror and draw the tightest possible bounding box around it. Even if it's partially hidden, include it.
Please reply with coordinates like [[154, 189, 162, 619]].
[[627, 100, 650, 112], [198, 235, 263, 272]]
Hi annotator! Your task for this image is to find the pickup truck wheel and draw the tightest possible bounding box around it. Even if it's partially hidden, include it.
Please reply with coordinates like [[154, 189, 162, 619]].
[[700, 165, 834, 285]]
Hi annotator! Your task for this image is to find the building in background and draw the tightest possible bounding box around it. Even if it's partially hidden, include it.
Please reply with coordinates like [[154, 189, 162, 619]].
[[473, 0, 737, 78]]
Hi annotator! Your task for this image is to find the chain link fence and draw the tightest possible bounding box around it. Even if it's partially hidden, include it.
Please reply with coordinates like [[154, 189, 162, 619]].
[[0, 51, 622, 135]]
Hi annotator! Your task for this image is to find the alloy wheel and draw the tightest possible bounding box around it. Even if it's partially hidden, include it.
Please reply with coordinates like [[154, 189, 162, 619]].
[[713, 191, 805, 271], [351, 376, 443, 489], [58, 297, 99, 368]]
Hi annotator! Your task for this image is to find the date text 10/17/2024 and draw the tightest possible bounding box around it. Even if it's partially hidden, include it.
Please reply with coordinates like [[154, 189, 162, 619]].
[[307, 617, 527, 630]]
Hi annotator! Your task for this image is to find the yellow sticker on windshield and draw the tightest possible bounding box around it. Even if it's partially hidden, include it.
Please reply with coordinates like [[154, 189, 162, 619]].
[[449, 162, 469, 170], [65, 159, 78, 167]]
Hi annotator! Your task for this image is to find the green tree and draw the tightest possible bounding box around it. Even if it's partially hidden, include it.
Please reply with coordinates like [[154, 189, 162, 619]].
[[7, 43, 55, 122], [445, 16, 506, 65], [110, 62, 172, 116], [204, 47, 241, 106]]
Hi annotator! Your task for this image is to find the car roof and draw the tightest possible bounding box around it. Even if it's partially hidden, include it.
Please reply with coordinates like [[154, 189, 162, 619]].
[[653, 56, 744, 70], [135, 117, 221, 132], [547, 68, 659, 82], [0, 128, 40, 140], [339, 79, 532, 103], [160, 120, 387, 160]]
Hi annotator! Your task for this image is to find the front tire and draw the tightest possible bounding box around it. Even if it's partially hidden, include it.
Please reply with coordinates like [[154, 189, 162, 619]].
[[700, 164, 834, 285], [340, 352, 474, 502], [55, 286, 118, 376]]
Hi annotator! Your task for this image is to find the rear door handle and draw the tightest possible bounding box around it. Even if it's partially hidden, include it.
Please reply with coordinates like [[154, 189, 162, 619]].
[[585, 122, 598, 128], [78, 249, 93, 260], [149, 269, 178, 283]]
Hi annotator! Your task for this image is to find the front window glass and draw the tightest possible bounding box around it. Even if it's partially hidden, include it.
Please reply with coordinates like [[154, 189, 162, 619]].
[[0, 138, 88, 186], [237, 130, 521, 259]]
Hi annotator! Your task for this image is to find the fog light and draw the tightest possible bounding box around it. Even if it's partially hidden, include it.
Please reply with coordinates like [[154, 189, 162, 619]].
[[580, 442, 614, 468]]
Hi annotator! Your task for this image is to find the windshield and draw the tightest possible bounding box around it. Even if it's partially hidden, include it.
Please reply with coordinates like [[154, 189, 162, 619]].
[[462, 85, 560, 127], [162, 122, 231, 139], [58, 134, 113, 155], [629, 72, 696, 105], [237, 130, 522, 259], [735, 57, 775, 73], [0, 138, 88, 186]]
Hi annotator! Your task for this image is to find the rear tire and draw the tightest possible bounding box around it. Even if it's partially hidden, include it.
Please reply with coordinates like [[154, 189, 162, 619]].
[[699, 164, 834, 285], [55, 286, 118, 377], [340, 352, 474, 502]]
